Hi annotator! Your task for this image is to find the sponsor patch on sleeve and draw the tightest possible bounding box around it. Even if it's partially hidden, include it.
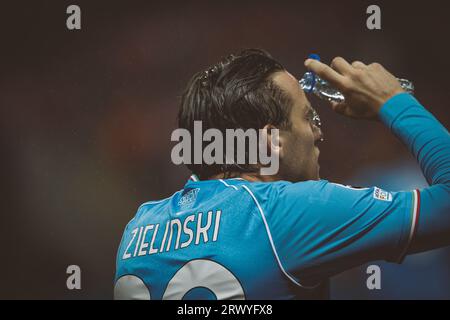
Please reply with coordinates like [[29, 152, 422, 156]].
[[373, 187, 393, 202]]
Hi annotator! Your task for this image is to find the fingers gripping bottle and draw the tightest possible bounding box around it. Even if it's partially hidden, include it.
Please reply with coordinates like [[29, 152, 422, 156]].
[[299, 54, 414, 103]]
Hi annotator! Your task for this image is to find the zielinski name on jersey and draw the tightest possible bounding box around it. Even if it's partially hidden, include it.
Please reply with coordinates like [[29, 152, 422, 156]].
[[122, 210, 222, 260]]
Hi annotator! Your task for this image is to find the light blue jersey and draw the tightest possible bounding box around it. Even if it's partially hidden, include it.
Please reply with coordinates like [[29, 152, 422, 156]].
[[114, 94, 450, 300]]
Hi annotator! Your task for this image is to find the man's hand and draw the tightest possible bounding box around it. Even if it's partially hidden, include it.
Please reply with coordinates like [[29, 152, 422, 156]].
[[304, 57, 405, 120]]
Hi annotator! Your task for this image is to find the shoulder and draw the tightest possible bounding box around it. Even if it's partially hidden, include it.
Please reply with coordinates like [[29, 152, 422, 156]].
[[237, 179, 329, 214], [129, 190, 183, 224], [244, 179, 328, 199]]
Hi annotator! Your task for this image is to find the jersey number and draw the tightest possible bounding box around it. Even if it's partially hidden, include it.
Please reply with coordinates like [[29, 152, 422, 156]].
[[114, 259, 245, 300]]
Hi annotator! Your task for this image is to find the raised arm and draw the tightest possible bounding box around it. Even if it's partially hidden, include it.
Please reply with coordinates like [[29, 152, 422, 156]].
[[304, 57, 450, 256], [256, 58, 450, 282]]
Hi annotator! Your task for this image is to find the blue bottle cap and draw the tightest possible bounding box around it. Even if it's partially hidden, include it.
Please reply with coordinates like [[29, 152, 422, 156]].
[[305, 53, 321, 93], [308, 53, 321, 61]]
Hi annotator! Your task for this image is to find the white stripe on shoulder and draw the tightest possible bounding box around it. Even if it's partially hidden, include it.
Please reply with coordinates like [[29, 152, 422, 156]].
[[219, 179, 238, 190], [331, 183, 370, 191], [241, 185, 320, 289]]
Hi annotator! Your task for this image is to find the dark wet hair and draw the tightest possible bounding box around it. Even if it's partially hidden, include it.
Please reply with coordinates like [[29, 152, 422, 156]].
[[177, 48, 293, 179]]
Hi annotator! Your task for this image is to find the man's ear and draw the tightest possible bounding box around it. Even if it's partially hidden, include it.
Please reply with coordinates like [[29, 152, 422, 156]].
[[261, 124, 283, 158]]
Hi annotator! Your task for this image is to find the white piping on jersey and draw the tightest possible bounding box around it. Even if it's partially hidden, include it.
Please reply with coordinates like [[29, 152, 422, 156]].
[[219, 179, 238, 190], [241, 185, 321, 290], [331, 182, 370, 191], [397, 189, 420, 262], [408, 190, 420, 242], [190, 174, 199, 182]]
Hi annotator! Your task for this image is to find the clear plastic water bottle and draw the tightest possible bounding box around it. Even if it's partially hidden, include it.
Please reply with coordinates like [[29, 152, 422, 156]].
[[299, 54, 415, 103]]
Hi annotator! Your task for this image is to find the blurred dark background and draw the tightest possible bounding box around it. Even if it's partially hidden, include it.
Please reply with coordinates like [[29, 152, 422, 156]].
[[0, 0, 449, 299]]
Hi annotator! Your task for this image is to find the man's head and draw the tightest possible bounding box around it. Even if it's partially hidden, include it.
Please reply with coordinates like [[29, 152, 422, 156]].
[[177, 49, 322, 182]]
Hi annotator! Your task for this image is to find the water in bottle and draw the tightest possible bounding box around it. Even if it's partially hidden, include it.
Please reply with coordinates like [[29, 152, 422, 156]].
[[300, 55, 415, 103]]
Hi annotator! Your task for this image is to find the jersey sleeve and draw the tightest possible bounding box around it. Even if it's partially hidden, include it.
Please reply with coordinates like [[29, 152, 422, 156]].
[[379, 93, 450, 254], [262, 93, 450, 284], [264, 180, 417, 283]]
